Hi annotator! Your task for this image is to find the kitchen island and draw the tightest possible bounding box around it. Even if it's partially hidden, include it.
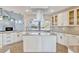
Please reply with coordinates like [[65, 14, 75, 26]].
[[23, 35, 56, 52]]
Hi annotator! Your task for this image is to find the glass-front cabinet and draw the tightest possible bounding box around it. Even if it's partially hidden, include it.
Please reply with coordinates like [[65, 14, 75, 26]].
[[77, 9, 79, 25], [52, 15, 58, 26], [55, 15, 58, 25], [69, 10, 74, 25], [52, 16, 54, 25]]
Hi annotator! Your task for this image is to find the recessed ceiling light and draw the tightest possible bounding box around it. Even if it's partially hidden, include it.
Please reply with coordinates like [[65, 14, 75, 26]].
[[10, 19, 14, 21], [25, 9, 29, 12], [50, 10, 54, 13], [0, 16, 3, 20]]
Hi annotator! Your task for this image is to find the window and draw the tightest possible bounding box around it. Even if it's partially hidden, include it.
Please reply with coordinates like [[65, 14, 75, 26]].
[[28, 19, 50, 31]]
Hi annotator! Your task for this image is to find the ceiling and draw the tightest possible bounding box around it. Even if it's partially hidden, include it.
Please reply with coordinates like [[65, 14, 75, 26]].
[[0, 6, 72, 15]]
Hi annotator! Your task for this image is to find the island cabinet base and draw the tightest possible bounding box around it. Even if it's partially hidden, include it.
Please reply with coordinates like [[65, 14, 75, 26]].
[[10, 41, 23, 53], [23, 35, 56, 52]]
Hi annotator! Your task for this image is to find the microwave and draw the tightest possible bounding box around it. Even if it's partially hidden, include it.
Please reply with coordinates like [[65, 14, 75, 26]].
[[5, 27, 13, 31]]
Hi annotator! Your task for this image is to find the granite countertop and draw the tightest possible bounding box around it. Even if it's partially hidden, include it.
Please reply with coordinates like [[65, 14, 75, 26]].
[[0, 26, 79, 35], [0, 31, 25, 34], [52, 26, 79, 35]]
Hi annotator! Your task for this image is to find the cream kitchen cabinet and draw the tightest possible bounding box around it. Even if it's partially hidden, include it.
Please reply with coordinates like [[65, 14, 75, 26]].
[[67, 34, 79, 45], [57, 11, 68, 26], [23, 35, 56, 52], [23, 36, 41, 52], [57, 33, 67, 45], [52, 11, 68, 26], [63, 34, 78, 46], [16, 32, 23, 42], [2, 32, 23, 46], [0, 32, 23, 48], [62, 11, 68, 26], [3, 33, 16, 45], [57, 13, 63, 26], [52, 7, 79, 26], [41, 35, 56, 52]]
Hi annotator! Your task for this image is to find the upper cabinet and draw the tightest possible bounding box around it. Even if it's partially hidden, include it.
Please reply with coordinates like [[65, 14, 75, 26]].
[[69, 10, 74, 25], [77, 9, 79, 25], [55, 15, 58, 25], [52, 16, 54, 25], [52, 12, 68, 26], [51, 7, 79, 26], [52, 15, 58, 26]]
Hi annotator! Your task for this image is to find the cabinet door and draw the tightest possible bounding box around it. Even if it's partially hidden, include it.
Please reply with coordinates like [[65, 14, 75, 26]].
[[55, 15, 58, 25], [69, 10, 74, 25], [3, 33, 14, 45], [77, 9, 79, 25], [68, 35, 79, 45], [13, 33, 22, 43], [23, 36, 41, 52], [57, 33, 64, 45], [41, 35, 56, 52]]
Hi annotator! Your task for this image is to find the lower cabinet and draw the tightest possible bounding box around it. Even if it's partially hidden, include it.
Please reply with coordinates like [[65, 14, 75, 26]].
[[23, 35, 56, 52], [41, 36, 56, 52], [3, 33, 14, 45], [67, 35, 79, 46], [2, 33, 17, 46], [57, 33, 67, 45], [23, 36, 41, 52], [10, 41, 23, 53], [64, 34, 79, 46]]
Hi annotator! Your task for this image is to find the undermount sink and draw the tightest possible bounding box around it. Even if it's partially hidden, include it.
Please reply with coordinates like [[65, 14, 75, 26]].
[[23, 31, 52, 36]]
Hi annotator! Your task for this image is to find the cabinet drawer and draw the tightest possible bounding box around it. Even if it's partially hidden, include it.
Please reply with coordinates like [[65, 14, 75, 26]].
[[3, 37, 13, 45], [68, 35, 79, 45], [3, 34, 14, 45], [3, 33, 20, 46], [16, 34, 22, 41]]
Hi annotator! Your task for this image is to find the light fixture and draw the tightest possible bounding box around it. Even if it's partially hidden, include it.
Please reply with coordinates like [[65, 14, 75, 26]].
[[25, 9, 29, 12], [15, 20, 18, 23], [0, 16, 3, 20], [50, 9, 54, 13], [18, 20, 22, 23], [10, 19, 14, 22]]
